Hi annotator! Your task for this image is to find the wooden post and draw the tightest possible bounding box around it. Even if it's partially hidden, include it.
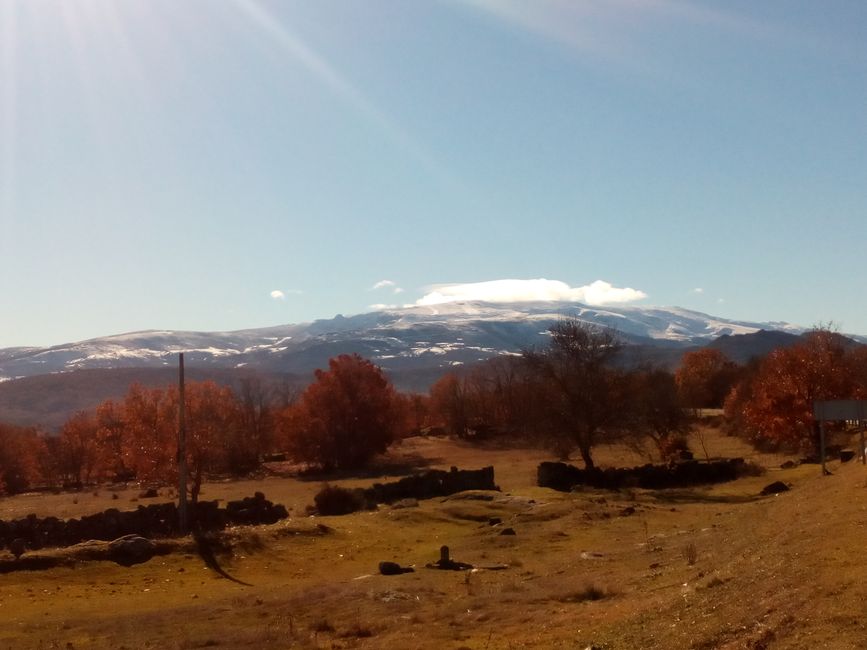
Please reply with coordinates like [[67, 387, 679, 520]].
[[860, 421, 866, 466], [819, 420, 827, 476], [178, 353, 188, 535]]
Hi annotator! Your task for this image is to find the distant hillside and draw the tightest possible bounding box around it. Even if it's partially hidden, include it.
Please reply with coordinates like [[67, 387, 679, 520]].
[[2, 301, 862, 429], [0, 367, 305, 431]]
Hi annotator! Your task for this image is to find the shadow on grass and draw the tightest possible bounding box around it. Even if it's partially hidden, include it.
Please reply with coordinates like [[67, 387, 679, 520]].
[[194, 531, 253, 586], [650, 489, 763, 505], [295, 454, 443, 483]]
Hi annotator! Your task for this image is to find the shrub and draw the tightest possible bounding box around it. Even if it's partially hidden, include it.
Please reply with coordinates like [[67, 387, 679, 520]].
[[558, 584, 610, 602], [313, 484, 371, 516], [683, 542, 698, 566]]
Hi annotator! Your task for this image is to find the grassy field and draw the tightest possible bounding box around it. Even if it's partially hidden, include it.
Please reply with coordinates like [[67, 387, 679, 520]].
[[1, 426, 866, 649]]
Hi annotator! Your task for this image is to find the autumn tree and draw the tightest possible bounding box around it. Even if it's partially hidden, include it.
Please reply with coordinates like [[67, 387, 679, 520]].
[[182, 381, 239, 503], [95, 399, 131, 480], [230, 377, 276, 474], [429, 373, 472, 437], [279, 354, 400, 470], [627, 368, 692, 459], [726, 330, 857, 453], [523, 320, 626, 469], [57, 411, 101, 486], [392, 392, 431, 438], [675, 349, 740, 410], [0, 423, 43, 495], [122, 384, 177, 485]]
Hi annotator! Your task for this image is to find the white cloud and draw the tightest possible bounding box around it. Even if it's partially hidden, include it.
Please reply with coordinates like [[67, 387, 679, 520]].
[[369, 303, 398, 311], [692, 287, 704, 294], [270, 289, 302, 300], [371, 279, 404, 294], [414, 279, 647, 307]]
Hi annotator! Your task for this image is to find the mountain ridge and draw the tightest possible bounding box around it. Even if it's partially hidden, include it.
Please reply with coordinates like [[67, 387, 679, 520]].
[[3, 301, 862, 429], [0, 301, 810, 382]]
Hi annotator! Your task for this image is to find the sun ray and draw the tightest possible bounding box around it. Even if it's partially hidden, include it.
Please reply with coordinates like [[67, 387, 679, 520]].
[[229, 0, 456, 188], [1, 1, 18, 236]]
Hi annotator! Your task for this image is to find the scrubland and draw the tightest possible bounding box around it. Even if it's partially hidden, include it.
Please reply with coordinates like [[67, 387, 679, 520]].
[[1, 426, 866, 649]]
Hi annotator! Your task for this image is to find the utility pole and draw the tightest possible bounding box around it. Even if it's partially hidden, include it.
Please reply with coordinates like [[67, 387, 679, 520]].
[[178, 353, 188, 535]]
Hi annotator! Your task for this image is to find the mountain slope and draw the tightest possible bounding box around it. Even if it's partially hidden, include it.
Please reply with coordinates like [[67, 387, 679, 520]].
[[0, 301, 805, 382]]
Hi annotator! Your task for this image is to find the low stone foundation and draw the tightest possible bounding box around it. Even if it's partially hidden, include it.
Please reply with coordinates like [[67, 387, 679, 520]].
[[537, 459, 746, 492], [0, 492, 288, 552]]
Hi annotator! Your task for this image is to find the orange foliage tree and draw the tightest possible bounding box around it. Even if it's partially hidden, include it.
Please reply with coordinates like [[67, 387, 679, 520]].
[[675, 348, 740, 410], [725, 331, 858, 453], [121, 384, 177, 486], [0, 423, 44, 495], [429, 373, 472, 437], [57, 411, 101, 486], [279, 354, 400, 470]]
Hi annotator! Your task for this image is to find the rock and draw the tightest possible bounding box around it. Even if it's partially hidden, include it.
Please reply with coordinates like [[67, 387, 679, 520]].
[[108, 535, 156, 567], [391, 498, 419, 509], [620, 506, 636, 517], [760, 481, 790, 496], [839, 449, 856, 463], [488, 517, 502, 526], [425, 545, 473, 571], [378, 561, 414, 575], [780, 460, 797, 469], [138, 488, 158, 499], [9, 538, 26, 560], [499, 527, 516, 536]]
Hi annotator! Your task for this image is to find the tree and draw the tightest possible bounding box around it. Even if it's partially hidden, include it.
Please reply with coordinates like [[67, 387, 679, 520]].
[[182, 381, 239, 504], [0, 423, 43, 495], [628, 367, 692, 459], [429, 373, 472, 437], [230, 377, 276, 474], [523, 320, 625, 469], [675, 349, 740, 410], [279, 354, 400, 470], [58, 411, 100, 486], [726, 330, 856, 453], [121, 384, 177, 485], [95, 399, 130, 480]]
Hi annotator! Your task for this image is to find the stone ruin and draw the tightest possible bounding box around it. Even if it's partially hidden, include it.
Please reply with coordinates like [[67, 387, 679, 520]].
[[0, 492, 289, 553], [313, 466, 499, 516], [537, 458, 747, 492], [365, 466, 498, 504]]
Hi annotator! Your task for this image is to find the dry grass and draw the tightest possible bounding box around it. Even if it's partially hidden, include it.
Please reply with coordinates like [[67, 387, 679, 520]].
[[1, 426, 866, 649]]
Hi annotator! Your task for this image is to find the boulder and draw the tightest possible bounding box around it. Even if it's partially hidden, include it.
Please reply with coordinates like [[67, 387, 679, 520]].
[[108, 535, 156, 566], [378, 561, 414, 575], [760, 481, 790, 496]]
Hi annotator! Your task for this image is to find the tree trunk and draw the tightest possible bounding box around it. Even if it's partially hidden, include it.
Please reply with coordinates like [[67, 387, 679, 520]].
[[579, 444, 595, 471]]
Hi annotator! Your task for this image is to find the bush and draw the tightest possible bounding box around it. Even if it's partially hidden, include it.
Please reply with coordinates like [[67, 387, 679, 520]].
[[313, 484, 372, 516]]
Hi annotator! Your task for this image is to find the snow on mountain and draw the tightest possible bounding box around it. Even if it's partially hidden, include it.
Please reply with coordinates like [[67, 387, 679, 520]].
[[0, 302, 806, 380]]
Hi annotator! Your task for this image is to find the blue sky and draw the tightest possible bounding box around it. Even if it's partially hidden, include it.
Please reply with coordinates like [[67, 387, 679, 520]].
[[1, 0, 865, 347]]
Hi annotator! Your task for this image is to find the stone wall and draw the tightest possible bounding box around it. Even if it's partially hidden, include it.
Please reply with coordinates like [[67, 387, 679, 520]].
[[365, 466, 498, 504], [537, 459, 746, 492], [0, 492, 288, 552]]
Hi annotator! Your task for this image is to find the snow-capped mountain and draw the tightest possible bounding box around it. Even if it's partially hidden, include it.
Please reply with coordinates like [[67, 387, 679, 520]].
[[0, 302, 806, 382]]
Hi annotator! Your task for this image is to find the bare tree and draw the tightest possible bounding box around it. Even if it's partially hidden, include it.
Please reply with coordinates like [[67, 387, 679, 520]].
[[523, 320, 625, 469]]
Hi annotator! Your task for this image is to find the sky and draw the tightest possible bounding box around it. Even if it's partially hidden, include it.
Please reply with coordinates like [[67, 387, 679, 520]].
[[1, 0, 866, 348]]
